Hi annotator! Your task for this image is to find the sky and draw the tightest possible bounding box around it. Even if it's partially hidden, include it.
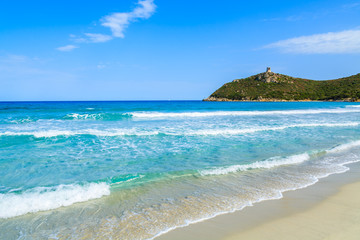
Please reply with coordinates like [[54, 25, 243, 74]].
[[0, 0, 360, 101]]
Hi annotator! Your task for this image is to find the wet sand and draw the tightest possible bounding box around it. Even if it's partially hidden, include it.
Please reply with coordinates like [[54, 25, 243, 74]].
[[157, 162, 360, 240]]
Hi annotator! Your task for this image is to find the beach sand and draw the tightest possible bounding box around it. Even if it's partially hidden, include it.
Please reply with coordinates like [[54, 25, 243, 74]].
[[157, 162, 360, 240]]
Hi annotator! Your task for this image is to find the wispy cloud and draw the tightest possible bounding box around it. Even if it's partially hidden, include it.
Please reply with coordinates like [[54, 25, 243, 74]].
[[84, 33, 113, 43], [342, 2, 360, 9], [0, 54, 28, 63], [97, 64, 106, 69], [56, 45, 78, 52], [101, 0, 156, 38], [264, 29, 360, 54], [262, 15, 303, 22], [57, 0, 156, 51]]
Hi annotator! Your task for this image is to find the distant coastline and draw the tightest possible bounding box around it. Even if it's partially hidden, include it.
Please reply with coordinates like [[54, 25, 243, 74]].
[[204, 68, 360, 102], [204, 97, 360, 102]]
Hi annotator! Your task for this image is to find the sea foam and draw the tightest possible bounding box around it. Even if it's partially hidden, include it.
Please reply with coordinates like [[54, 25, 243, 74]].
[[64, 113, 131, 121], [186, 122, 359, 136], [326, 140, 360, 154], [0, 129, 159, 138], [0, 122, 358, 138], [200, 139, 360, 176], [0, 182, 110, 219], [130, 108, 360, 119], [346, 105, 360, 108], [199, 153, 311, 176]]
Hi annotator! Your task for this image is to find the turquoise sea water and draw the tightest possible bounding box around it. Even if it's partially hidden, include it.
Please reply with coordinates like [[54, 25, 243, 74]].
[[1, 101, 360, 239]]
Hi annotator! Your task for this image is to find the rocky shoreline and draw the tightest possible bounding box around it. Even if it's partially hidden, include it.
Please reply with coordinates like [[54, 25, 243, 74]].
[[203, 97, 360, 102]]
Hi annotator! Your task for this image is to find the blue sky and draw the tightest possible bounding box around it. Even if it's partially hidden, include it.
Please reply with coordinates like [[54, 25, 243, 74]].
[[1, 0, 360, 101]]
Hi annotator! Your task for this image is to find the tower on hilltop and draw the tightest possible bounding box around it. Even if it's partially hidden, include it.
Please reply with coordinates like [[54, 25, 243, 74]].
[[266, 67, 271, 73]]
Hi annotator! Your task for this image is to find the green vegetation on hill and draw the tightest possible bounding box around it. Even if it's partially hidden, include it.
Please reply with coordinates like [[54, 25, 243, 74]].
[[204, 72, 360, 101]]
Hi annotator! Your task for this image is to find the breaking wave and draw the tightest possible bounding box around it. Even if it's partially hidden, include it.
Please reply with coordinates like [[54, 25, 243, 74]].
[[0, 122, 358, 138], [63, 113, 132, 121], [326, 140, 360, 154], [186, 122, 359, 136], [0, 182, 110, 219], [199, 153, 311, 176], [131, 108, 360, 119], [199, 139, 360, 176], [0, 129, 160, 138]]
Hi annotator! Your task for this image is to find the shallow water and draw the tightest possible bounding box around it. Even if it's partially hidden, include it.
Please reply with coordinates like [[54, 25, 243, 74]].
[[1, 101, 360, 239]]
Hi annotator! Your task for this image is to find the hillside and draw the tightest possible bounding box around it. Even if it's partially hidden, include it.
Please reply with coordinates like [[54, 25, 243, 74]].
[[204, 68, 360, 102]]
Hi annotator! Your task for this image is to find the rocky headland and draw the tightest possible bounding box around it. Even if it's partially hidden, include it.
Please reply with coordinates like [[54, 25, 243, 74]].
[[204, 68, 360, 102]]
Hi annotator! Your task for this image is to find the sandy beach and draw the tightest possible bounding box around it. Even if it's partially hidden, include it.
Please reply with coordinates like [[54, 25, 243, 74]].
[[157, 162, 360, 240]]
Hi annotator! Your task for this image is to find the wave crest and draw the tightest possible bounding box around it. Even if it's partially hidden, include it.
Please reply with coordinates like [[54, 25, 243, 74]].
[[326, 140, 360, 154], [199, 153, 311, 176], [131, 108, 360, 119], [187, 123, 359, 136], [0, 182, 110, 219], [0, 122, 358, 138], [63, 113, 132, 121]]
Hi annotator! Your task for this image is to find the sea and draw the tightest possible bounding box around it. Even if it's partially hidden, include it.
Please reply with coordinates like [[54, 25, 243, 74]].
[[1, 101, 360, 239]]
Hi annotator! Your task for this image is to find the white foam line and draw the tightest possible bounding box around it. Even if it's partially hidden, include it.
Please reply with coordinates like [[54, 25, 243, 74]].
[[0, 129, 159, 138], [186, 122, 359, 136], [200, 139, 360, 176], [199, 153, 311, 176], [326, 140, 360, 154], [0, 182, 110, 219], [131, 108, 360, 119], [64, 113, 130, 120], [0, 122, 358, 138], [346, 105, 360, 108]]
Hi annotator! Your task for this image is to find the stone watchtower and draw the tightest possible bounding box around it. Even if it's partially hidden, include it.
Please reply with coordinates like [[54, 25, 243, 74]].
[[255, 67, 278, 83]]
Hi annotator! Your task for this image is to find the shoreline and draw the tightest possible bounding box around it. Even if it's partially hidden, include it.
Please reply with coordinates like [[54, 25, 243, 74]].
[[157, 162, 360, 240], [203, 97, 360, 102]]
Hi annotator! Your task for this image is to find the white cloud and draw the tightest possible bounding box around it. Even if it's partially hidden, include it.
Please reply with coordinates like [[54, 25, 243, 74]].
[[58, 0, 156, 51], [84, 33, 113, 43], [101, 0, 156, 38], [56, 45, 78, 52], [265, 29, 360, 54]]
